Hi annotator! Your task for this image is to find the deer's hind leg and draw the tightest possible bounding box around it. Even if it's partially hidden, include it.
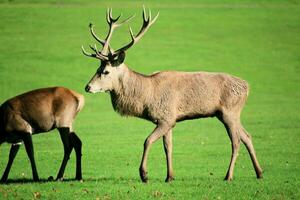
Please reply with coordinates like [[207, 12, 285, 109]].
[[217, 111, 241, 181], [239, 126, 263, 178], [55, 107, 82, 181], [56, 127, 73, 181], [70, 132, 82, 180], [218, 109, 263, 180]]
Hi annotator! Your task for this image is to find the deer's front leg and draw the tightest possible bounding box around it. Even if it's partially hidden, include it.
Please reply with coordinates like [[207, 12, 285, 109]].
[[139, 123, 171, 183], [0, 143, 21, 183]]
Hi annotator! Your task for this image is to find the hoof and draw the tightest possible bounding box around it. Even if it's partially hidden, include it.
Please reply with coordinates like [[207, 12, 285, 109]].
[[75, 175, 82, 181], [0, 175, 8, 183], [0, 179, 7, 184], [139, 169, 148, 183], [56, 177, 64, 181], [224, 174, 233, 181], [140, 174, 148, 183], [257, 172, 263, 179], [141, 177, 148, 183], [48, 176, 54, 181], [33, 177, 40, 182], [165, 176, 174, 183]]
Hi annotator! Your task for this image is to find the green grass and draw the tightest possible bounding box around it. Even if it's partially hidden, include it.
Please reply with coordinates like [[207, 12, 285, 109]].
[[0, 0, 299, 199]]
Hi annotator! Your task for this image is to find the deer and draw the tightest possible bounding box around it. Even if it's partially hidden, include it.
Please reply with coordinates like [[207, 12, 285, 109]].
[[82, 7, 263, 182], [0, 87, 84, 183]]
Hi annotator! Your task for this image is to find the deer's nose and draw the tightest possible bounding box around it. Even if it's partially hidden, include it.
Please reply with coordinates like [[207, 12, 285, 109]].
[[85, 85, 91, 93]]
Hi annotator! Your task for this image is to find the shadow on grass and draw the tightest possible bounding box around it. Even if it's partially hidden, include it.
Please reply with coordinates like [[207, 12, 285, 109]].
[[0, 177, 82, 184], [0, 176, 142, 184], [0, 176, 244, 185]]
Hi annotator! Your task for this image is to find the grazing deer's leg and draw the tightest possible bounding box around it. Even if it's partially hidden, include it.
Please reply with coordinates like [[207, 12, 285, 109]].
[[225, 130, 240, 181], [70, 132, 82, 180], [56, 128, 73, 181], [140, 123, 171, 183], [219, 113, 241, 181], [22, 133, 39, 181], [0, 144, 21, 183], [239, 126, 263, 178], [0, 137, 5, 145], [163, 129, 174, 182]]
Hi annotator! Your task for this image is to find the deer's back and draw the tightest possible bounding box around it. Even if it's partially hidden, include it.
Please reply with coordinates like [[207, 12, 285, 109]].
[[0, 87, 84, 135], [149, 71, 249, 122]]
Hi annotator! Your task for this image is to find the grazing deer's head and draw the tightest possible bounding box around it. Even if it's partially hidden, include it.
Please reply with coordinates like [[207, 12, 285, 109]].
[[82, 7, 159, 93]]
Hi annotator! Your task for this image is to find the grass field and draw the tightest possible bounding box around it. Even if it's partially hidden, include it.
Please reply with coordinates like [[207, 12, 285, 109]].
[[0, 0, 300, 199]]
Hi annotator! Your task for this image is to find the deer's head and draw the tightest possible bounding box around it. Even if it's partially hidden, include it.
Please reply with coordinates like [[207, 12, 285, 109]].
[[83, 7, 159, 93]]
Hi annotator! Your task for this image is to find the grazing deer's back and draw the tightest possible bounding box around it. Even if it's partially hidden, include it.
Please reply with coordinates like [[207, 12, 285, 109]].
[[0, 87, 84, 134], [52, 87, 84, 118]]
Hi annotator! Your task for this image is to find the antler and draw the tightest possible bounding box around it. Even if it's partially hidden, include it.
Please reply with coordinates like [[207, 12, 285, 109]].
[[114, 6, 159, 54], [82, 7, 158, 60], [82, 8, 134, 58], [102, 8, 135, 55]]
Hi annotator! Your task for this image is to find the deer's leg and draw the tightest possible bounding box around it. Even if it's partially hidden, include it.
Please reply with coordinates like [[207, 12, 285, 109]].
[[0, 137, 5, 145], [70, 132, 82, 180], [140, 123, 171, 183], [22, 133, 39, 181], [163, 129, 174, 182], [56, 128, 73, 181], [240, 126, 263, 178], [219, 113, 241, 181], [0, 144, 21, 183], [225, 130, 240, 181]]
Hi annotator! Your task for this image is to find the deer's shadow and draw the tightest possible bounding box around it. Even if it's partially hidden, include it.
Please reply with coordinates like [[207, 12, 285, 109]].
[[0, 177, 82, 184]]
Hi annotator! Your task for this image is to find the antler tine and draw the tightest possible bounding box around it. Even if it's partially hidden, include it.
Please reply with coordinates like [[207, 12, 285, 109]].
[[89, 23, 105, 46], [102, 8, 135, 55], [82, 45, 95, 57], [142, 5, 147, 22], [148, 8, 151, 21], [94, 44, 98, 52], [107, 8, 118, 23], [82, 45, 108, 60], [116, 14, 135, 27], [106, 8, 111, 24], [89, 45, 98, 54], [129, 27, 135, 39], [113, 7, 159, 54], [150, 10, 159, 26]]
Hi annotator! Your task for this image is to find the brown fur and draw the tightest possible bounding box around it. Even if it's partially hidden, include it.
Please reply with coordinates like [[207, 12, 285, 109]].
[[0, 87, 84, 182]]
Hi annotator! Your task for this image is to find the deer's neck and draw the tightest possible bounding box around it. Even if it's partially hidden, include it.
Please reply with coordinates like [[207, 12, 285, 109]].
[[110, 65, 153, 117]]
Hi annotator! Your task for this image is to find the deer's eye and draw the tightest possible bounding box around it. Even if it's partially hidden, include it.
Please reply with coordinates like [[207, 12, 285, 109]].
[[103, 71, 110, 75]]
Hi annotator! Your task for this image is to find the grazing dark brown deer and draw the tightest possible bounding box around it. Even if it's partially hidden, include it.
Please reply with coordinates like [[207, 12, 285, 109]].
[[0, 87, 84, 183], [82, 7, 262, 182]]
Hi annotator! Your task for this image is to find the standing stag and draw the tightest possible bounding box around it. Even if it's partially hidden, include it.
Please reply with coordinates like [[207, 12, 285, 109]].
[[82, 7, 263, 182], [0, 87, 84, 182]]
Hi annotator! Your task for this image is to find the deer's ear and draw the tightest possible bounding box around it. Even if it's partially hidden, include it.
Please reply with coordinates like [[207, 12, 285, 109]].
[[113, 51, 126, 66]]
